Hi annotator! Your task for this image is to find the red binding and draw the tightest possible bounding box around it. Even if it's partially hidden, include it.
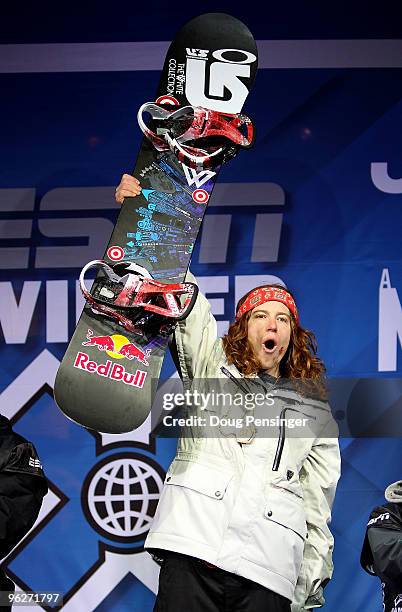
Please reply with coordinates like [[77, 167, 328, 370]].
[[138, 103, 254, 169]]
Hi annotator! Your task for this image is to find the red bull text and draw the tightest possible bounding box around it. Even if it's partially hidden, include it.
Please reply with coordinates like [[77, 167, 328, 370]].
[[74, 352, 147, 389]]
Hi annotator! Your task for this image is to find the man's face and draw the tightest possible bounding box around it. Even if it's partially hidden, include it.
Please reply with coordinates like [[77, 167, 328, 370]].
[[247, 300, 292, 377]]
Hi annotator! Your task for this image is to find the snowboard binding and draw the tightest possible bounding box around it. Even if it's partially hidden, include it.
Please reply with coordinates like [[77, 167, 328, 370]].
[[138, 103, 254, 170], [79, 260, 198, 337]]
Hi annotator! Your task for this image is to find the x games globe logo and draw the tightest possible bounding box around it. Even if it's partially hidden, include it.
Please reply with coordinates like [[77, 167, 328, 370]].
[[82, 453, 165, 544]]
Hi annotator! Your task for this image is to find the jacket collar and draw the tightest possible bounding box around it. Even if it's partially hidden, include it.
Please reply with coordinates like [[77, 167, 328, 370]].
[[220, 363, 331, 413]]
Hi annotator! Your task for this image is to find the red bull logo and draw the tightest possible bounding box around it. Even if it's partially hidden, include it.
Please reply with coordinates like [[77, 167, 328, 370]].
[[117, 343, 150, 365], [82, 329, 150, 366], [74, 352, 147, 389], [75, 329, 150, 389], [82, 330, 115, 352]]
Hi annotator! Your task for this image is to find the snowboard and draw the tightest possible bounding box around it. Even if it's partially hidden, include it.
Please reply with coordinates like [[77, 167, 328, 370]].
[[54, 13, 258, 433]]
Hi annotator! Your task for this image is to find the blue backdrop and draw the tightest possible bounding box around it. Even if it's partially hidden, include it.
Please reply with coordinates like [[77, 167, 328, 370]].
[[0, 3, 401, 610]]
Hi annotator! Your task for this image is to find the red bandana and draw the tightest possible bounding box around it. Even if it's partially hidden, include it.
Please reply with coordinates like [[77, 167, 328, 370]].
[[236, 287, 299, 324]]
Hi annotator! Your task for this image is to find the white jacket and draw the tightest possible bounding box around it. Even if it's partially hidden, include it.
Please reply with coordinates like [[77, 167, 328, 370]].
[[145, 274, 341, 609]]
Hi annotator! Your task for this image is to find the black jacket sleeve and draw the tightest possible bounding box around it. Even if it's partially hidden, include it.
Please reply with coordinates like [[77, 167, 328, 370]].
[[0, 436, 48, 559], [367, 526, 402, 584], [360, 503, 402, 586]]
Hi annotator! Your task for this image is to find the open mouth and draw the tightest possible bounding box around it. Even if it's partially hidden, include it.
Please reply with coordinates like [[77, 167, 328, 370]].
[[263, 339, 277, 353]]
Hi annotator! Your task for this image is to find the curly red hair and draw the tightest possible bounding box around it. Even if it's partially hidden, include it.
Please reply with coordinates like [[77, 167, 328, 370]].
[[222, 284, 327, 398]]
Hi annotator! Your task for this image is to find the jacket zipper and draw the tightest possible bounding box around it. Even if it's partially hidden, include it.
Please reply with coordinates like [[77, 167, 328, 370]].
[[272, 406, 317, 471], [220, 366, 251, 394]]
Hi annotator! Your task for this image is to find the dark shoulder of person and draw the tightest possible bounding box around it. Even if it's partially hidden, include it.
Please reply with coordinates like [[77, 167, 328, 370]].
[[360, 502, 402, 576], [367, 502, 402, 529], [0, 415, 47, 477]]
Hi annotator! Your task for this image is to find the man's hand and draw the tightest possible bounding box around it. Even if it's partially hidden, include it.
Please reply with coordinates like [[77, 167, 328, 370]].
[[115, 174, 141, 204]]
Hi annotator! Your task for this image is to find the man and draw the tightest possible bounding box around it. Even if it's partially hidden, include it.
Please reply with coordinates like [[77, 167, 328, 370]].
[[115, 175, 341, 612], [361, 480, 402, 612]]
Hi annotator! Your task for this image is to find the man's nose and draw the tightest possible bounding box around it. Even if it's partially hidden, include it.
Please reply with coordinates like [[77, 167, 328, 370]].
[[266, 315, 277, 330]]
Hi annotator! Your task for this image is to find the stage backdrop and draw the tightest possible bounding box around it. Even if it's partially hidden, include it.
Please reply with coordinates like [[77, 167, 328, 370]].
[[0, 21, 401, 612]]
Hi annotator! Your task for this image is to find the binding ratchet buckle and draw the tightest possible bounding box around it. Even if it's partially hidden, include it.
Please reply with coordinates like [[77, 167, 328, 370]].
[[79, 260, 198, 335], [138, 103, 254, 170]]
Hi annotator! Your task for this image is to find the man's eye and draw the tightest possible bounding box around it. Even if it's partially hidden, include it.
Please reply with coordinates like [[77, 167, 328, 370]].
[[278, 316, 288, 323]]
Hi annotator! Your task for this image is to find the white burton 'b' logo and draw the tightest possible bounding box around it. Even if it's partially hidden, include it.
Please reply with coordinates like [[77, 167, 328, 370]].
[[185, 48, 257, 114]]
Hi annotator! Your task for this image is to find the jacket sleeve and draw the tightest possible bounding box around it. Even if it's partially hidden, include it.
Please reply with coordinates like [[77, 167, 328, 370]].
[[0, 442, 48, 559], [291, 416, 341, 611], [171, 270, 219, 386], [367, 517, 402, 583]]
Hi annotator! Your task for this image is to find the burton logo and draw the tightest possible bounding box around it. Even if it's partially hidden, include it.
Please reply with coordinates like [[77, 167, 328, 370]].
[[185, 47, 257, 113]]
